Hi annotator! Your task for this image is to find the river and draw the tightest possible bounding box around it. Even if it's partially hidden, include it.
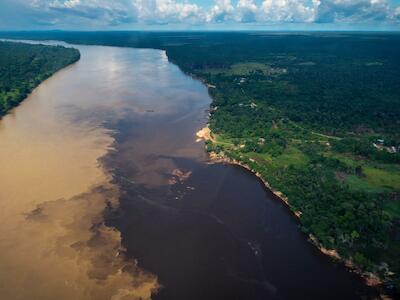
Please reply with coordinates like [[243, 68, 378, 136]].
[[0, 41, 374, 299]]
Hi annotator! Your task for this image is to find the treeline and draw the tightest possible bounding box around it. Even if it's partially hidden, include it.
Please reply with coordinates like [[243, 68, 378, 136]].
[[0, 41, 80, 116]]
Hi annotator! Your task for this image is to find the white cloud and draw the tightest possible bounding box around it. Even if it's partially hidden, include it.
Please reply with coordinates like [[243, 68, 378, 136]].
[[206, 0, 235, 22], [315, 0, 393, 23], [133, 0, 205, 24], [259, 0, 317, 22], [4, 0, 400, 28], [29, 0, 138, 25], [236, 0, 258, 22], [394, 6, 400, 19]]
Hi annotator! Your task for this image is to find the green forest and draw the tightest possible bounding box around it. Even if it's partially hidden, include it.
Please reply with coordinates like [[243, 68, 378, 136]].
[[177, 33, 400, 294], [0, 41, 80, 117], [0, 31, 399, 295], [173, 33, 400, 294]]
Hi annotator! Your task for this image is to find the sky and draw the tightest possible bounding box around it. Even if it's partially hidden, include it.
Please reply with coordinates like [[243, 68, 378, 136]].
[[0, 0, 400, 31]]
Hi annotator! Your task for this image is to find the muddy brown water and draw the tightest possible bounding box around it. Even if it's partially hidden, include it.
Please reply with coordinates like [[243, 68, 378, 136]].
[[0, 41, 375, 299]]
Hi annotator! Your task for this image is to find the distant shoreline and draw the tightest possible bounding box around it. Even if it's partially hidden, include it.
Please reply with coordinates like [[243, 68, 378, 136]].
[[0, 40, 80, 119]]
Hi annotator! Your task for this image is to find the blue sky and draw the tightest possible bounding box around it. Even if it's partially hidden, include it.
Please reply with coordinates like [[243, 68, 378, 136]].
[[1, 0, 399, 31]]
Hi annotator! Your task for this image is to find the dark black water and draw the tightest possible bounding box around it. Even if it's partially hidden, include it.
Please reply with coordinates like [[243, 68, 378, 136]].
[[107, 149, 375, 299], [98, 44, 375, 299]]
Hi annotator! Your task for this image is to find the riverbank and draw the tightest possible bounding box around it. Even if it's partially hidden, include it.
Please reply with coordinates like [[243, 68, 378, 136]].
[[196, 125, 388, 294], [0, 41, 80, 118]]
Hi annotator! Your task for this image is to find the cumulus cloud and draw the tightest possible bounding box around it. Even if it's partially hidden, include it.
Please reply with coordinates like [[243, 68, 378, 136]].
[[259, 0, 318, 22], [315, 0, 392, 23], [133, 0, 205, 24], [1, 0, 400, 28], [395, 6, 400, 19], [206, 0, 235, 22], [236, 0, 258, 22], [48, 0, 138, 25], [14, 0, 138, 27]]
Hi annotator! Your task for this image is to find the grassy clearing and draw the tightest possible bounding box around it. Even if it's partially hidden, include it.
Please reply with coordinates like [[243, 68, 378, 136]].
[[327, 153, 400, 191], [201, 62, 286, 76], [274, 146, 308, 168], [363, 167, 400, 190], [213, 133, 235, 146], [244, 152, 273, 165], [345, 175, 390, 193]]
